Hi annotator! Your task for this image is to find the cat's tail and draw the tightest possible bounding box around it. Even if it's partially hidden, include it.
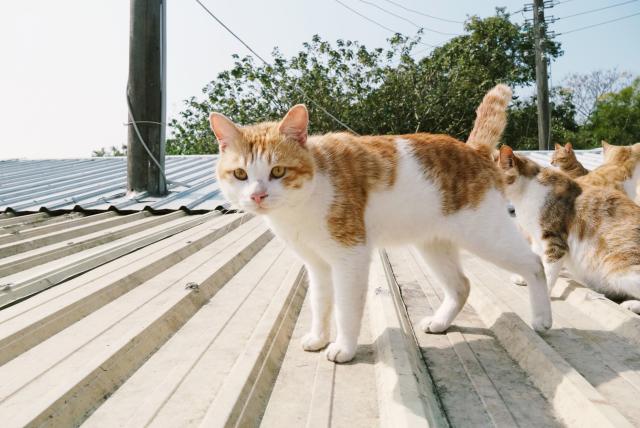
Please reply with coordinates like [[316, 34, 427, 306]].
[[467, 84, 512, 156]]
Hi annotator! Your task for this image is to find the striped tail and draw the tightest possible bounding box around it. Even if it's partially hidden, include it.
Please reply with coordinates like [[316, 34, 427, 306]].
[[467, 84, 512, 155]]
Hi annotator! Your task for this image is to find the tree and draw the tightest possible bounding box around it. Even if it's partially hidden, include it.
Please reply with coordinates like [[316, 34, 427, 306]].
[[564, 69, 632, 123], [92, 144, 127, 157], [504, 88, 579, 150], [166, 11, 562, 154], [584, 78, 640, 146]]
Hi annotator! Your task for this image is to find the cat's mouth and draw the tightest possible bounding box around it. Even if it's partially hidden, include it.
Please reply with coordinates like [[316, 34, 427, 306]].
[[239, 200, 276, 214]]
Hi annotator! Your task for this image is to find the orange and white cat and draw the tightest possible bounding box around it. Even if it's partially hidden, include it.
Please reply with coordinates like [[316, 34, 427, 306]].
[[579, 141, 640, 203], [210, 85, 552, 363], [499, 145, 640, 313], [553, 141, 640, 203], [551, 143, 588, 178]]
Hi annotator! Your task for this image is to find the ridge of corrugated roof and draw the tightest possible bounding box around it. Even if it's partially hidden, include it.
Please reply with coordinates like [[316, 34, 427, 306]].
[[0, 150, 604, 215]]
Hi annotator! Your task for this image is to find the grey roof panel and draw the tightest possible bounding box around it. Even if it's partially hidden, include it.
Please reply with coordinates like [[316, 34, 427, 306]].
[[0, 156, 225, 213], [0, 150, 604, 214]]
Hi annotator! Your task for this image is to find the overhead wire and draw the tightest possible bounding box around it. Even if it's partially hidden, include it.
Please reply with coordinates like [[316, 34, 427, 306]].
[[354, 0, 461, 36], [557, 10, 640, 35], [334, 0, 439, 47], [378, 0, 464, 24], [126, 92, 191, 188], [556, 0, 638, 20], [194, 0, 359, 134]]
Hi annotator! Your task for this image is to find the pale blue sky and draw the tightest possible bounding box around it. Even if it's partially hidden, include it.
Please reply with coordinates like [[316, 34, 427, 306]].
[[1, 0, 638, 158]]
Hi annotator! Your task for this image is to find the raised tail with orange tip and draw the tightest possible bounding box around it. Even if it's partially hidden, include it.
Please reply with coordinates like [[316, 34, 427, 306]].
[[467, 84, 512, 156]]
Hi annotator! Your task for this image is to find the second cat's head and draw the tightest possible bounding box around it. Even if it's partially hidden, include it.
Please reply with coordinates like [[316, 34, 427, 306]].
[[551, 143, 577, 168], [496, 145, 541, 198], [602, 140, 640, 164], [209, 105, 315, 214]]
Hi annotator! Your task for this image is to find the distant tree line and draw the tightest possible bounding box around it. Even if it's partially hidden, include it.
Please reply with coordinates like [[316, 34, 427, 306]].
[[95, 10, 638, 156]]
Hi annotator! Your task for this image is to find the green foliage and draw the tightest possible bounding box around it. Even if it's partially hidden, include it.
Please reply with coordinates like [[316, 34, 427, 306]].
[[504, 88, 579, 150], [167, 11, 562, 154], [92, 144, 127, 157], [583, 78, 640, 146]]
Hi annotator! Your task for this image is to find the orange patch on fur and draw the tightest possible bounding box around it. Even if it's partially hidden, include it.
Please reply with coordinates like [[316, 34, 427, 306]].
[[216, 121, 315, 190], [577, 143, 640, 192], [409, 134, 505, 214], [309, 133, 398, 246]]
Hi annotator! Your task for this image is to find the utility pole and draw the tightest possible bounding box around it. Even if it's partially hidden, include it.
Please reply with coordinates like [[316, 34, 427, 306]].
[[127, 0, 167, 196], [532, 0, 550, 151]]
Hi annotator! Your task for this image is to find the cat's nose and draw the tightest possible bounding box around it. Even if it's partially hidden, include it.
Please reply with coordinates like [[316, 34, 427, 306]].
[[251, 192, 268, 204]]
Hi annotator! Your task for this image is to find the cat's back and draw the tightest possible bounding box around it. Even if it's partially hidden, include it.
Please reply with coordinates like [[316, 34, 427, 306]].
[[309, 132, 501, 189], [576, 153, 639, 191], [308, 132, 504, 221], [571, 185, 640, 273]]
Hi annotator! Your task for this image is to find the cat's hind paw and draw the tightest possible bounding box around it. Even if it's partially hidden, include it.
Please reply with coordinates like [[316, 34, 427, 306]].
[[418, 316, 449, 334], [511, 274, 528, 286], [301, 332, 329, 352], [325, 342, 356, 363]]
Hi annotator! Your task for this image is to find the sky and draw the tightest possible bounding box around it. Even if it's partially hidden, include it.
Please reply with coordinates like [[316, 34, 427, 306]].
[[1, 0, 639, 159]]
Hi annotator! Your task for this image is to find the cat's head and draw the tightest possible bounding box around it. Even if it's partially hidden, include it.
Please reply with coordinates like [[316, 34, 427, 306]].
[[551, 143, 577, 168], [602, 140, 640, 164], [209, 105, 315, 214], [497, 145, 541, 198]]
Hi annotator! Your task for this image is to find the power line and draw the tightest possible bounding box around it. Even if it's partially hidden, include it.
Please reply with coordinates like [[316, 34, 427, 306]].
[[557, 10, 640, 35], [556, 0, 638, 20], [334, 0, 439, 48], [355, 0, 461, 35], [378, 0, 464, 24], [193, 0, 359, 134]]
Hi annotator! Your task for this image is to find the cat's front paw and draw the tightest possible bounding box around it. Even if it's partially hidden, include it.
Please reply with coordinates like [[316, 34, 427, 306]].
[[511, 274, 527, 287], [418, 316, 449, 334], [531, 313, 552, 332], [301, 332, 329, 351], [325, 342, 356, 363]]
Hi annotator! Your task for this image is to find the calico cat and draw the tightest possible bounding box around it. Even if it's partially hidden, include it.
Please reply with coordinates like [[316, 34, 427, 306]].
[[210, 85, 552, 363], [576, 141, 640, 203], [499, 145, 640, 313], [551, 143, 588, 178]]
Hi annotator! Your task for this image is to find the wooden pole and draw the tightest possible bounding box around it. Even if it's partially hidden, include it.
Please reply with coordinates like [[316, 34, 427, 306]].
[[533, 0, 550, 151], [127, 0, 166, 195]]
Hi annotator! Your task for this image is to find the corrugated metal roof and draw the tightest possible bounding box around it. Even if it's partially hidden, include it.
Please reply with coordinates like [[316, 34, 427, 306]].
[[0, 156, 224, 213], [2, 147, 640, 427], [0, 149, 603, 215], [519, 148, 603, 170], [1, 209, 639, 427]]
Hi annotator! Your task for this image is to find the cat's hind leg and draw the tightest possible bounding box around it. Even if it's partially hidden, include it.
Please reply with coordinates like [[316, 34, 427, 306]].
[[609, 274, 640, 315], [454, 203, 552, 332], [414, 240, 469, 334]]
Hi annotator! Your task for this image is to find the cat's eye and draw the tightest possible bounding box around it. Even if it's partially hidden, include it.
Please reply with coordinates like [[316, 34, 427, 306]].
[[271, 166, 286, 179], [233, 168, 248, 180]]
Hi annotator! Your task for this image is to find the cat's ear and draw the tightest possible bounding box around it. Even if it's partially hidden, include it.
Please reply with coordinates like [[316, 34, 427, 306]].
[[602, 140, 611, 153], [498, 145, 515, 170], [209, 113, 241, 153], [279, 104, 308, 146], [565, 143, 573, 153], [554, 143, 562, 151]]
